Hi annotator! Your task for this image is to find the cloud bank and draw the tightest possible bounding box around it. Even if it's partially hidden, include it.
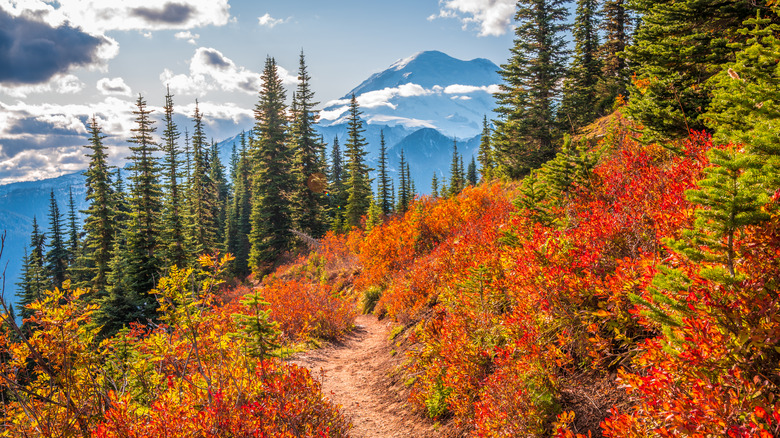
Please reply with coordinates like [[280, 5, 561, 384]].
[[0, 8, 112, 85], [161, 47, 298, 95], [430, 0, 516, 37]]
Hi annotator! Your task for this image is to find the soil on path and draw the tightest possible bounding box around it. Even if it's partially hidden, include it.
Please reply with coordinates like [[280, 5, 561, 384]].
[[292, 314, 445, 438]]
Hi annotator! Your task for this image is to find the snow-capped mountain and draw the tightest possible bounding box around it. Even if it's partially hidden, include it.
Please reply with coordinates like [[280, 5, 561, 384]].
[[321, 50, 500, 139]]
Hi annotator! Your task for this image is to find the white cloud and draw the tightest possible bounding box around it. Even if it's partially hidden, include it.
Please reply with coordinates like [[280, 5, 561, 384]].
[[257, 13, 288, 28], [161, 47, 297, 95], [321, 83, 498, 121], [175, 101, 253, 125], [175, 30, 200, 44], [367, 115, 436, 129], [0, 74, 85, 98], [0, 0, 232, 34], [431, 0, 516, 37], [443, 84, 501, 94], [97, 77, 132, 96]]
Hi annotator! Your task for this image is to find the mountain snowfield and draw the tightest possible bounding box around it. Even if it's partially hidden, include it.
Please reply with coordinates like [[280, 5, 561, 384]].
[[0, 50, 501, 303], [321, 50, 500, 139]]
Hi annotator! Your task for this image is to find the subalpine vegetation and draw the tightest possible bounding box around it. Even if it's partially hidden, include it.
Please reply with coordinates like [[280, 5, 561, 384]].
[[3, 0, 780, 436]]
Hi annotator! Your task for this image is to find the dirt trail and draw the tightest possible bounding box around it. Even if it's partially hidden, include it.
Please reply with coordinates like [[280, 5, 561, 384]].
[[292, 314, 443, 438]]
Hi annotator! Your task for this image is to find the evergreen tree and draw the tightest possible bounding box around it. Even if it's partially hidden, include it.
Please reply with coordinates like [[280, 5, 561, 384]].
[[625, 0, 768, 141], [377, 130, 393, 215], [183, 128, 192, 183], [477, 116, 494, 182], [45, 191, 67, 289], [492, 0, 569, 178], [559, 0, 602, 130], [467, 156, 478, 186], [431, 172, 439, 198], [397, 149, 409, 213], [706, 12, 780, 180], [16, 218, 48, 324], [160, 87, 187, 268], [289, 50, 327, 238], [599, 0, 631, 106], [249, 56, 294, 273], [226, 132, 252, 277], [65, 187, 79, 266], [186, 101, 217, 255], [449, 139, 463, 196], [343, 94, 373, 228], [103, 95, 162, 334], [77, 117, 115, 293], [408, 163, 416, 201], [328, 136, 347, 227], [210, 140, 229, 251]]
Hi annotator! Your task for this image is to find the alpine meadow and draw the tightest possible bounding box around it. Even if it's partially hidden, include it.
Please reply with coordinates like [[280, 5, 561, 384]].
[[1, 0, 780, 436]]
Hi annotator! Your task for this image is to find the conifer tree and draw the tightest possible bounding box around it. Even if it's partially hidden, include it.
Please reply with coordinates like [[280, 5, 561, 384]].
[[77, 117, 115, 293], [467, 156, 478, 186], [477, 116, 494, 182], [431, 172, 439, 198], [45, 191, 67, 289], [329, 136, 346, 227], [65, 187, 79, 266], [16, 218, 48, 324], [186, 101, 217, 255], [397, 149, 409, 213], [103, 95, 162, 334], [249, 56, 294, 272], [706, 12, 780, 181], [289, 50, 327, 238], [559, 0, 602, 130], [343, 94, 373, 228], [625, 0, 766, 140], [599, 0, 631, 106], [377, 130, 393, 215], [492, 0, 569, 178], [209, 140, 229, 251], [183, 128, 192, 183], [160, 87, 187, 268], [226, 132, 252, 277], [449, 139, 463, 196], [408, 163, 416, 201]]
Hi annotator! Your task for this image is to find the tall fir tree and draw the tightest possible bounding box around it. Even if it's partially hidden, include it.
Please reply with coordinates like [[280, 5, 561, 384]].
[[467, 156, 478, 186], [289, 50, 327, 238], [102, 95, 162, 335], [328, 136, 347, 228], [16, 218, 48, 327], [160, 86, 187, 268], [343, 94, 373, 229], [76, 117, 115, 293], [45, 191, 67, 289], [65, 187, 80, 266], [449, 139, 463, 196], [249, 56, 294, 273], [599, 0, 631, 107], [186, 101, 217, 255], [226, 133, 252, 276], [477, 116, 494, 182], [377, 130, 393, 215], [209, 140, 229, 251], [431, 172, 440, 198], [397, 149, 410, 213], [492, 0, 569, 178], [625, 0, 768, 141], [558, 0, 602, 130]]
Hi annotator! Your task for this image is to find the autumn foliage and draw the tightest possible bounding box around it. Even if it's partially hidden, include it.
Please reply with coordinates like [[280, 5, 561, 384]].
[[2, 110, 780, 436], [0, 253, 351, 437], [343, 114, 780, 436]]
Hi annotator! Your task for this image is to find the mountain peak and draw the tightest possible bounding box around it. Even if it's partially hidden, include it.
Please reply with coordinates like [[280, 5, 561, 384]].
[[323, 50, 501, 138]]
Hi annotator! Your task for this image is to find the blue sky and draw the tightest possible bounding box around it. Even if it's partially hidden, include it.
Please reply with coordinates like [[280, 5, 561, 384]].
[[0, 0, 518, 184]]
